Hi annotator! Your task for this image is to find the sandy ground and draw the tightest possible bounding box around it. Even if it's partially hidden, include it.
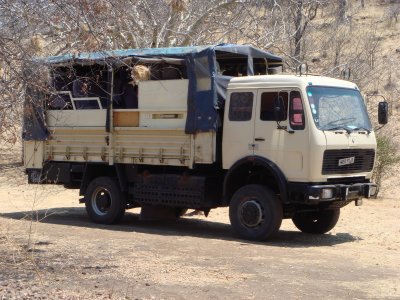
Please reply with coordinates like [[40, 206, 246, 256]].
[[0, 164, 399, 299]]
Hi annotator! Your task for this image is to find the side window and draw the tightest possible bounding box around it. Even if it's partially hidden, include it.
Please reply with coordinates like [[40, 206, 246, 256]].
[[194, 56, 211, 91], [229, 92, 253, 121], [260, 92, 288, 121], [289, 91, 305, 130]]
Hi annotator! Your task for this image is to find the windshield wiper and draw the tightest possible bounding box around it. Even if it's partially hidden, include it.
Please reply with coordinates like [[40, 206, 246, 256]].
[[321, 126, 351, 134], [351, 127, 371, 134]]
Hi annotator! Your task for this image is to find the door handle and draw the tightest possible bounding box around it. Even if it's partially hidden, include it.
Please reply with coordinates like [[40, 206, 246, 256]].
[[255, 137, 265, 142]]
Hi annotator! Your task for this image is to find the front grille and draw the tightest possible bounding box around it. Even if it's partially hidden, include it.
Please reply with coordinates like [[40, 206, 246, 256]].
[[322, 149, 375, 175]]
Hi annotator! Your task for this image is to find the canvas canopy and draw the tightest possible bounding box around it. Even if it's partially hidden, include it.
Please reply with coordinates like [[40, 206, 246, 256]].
[[23, 44, 283, 140]]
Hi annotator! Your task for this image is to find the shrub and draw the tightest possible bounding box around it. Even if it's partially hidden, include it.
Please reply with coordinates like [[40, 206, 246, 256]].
[[372, 135, 400, 198]]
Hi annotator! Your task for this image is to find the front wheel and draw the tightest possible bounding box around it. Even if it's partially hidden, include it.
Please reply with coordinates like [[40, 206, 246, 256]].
[[85, 176, 126, 224], [229, 184, 283, 241], [292, 208, 340, 234]]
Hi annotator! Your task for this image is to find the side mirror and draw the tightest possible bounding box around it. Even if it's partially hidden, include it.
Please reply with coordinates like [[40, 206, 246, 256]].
[[378, 101, 388, 125]]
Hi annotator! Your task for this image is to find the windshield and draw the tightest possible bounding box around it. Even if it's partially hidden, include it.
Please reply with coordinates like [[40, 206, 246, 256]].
[[306, 86, 372, 132]]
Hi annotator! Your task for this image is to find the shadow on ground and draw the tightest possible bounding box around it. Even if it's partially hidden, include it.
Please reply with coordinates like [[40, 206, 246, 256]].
[[0, 161, 23, 171], [0, 207, 361, 248]]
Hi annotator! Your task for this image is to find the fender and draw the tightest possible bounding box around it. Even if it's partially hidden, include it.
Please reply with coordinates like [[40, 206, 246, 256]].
[[223, 155, 288, 204], [80, 163, 106, 196], [79, 163, 127, 196]]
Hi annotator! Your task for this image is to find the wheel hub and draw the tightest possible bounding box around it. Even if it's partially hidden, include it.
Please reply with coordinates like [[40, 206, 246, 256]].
[[240, 200, 263, 228], [91, 187, 112, 216]]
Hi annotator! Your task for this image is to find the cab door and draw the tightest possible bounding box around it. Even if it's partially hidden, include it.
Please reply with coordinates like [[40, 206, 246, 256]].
[[253, 89, 287, 163], [253, 89, 309, 181], [222, 90, 256, 169]]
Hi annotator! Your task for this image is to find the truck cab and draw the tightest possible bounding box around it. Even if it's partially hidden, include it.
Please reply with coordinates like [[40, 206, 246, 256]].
[[224, 75, 376, 186], [221, 75, 386, 240]]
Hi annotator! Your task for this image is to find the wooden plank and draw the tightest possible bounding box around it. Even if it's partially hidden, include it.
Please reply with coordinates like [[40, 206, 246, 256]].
[[113, 111, 139, 127]]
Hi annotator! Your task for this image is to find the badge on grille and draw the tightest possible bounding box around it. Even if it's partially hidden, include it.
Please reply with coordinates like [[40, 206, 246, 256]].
[[338, 156, 355, 166]]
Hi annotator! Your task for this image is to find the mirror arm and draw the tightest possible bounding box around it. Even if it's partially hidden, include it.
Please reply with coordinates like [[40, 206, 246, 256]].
[[365, 94, 387, 102], [276, 121, 295, 134]]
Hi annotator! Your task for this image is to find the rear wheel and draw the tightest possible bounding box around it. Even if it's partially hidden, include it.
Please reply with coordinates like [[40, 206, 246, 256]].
[[229, 184, 283, 241], [292, 208, 340, 234], [85, 176, 126, 224]]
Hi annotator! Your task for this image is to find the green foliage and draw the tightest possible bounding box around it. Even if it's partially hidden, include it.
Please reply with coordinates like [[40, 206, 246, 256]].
[[372, 134, 400, 198]]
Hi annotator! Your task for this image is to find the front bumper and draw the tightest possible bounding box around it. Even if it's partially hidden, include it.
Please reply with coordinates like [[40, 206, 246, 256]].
[[306, 182, 377, 203]]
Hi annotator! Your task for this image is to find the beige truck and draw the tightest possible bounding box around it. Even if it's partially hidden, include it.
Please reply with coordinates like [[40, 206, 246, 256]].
[[23, 45, 388, 241]]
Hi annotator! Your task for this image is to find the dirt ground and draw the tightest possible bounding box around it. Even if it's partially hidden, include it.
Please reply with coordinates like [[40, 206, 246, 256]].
[[0, 164, 399, 299]]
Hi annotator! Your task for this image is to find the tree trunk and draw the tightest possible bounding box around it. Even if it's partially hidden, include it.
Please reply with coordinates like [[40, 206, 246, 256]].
[[293, 0, 303, 59], [337, 0, 347, 23]]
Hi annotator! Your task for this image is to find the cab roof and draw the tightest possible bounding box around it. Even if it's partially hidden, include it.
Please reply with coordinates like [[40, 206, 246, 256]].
[[228, 75, 358, 90]]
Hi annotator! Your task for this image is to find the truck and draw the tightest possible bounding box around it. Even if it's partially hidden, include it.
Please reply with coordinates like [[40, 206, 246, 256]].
[[23, 44, 389, 241]]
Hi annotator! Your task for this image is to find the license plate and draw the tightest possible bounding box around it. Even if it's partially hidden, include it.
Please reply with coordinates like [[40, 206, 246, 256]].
[[338, 156, 355, 166]]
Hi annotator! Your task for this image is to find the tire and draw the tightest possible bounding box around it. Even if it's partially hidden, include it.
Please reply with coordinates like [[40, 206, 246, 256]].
[[292, 208, 340, 234], [229, 184, 283, 241], [85, 176, 126, 224]]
